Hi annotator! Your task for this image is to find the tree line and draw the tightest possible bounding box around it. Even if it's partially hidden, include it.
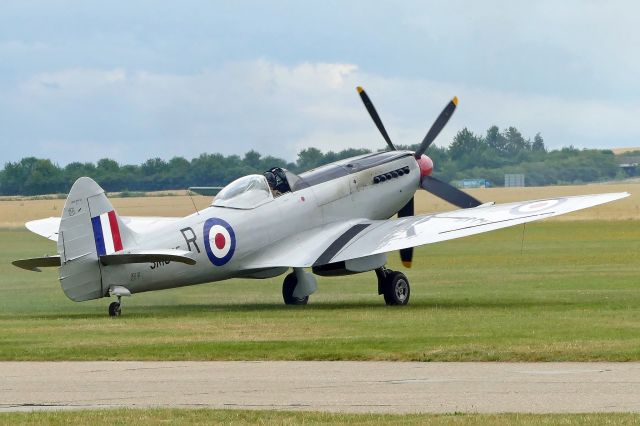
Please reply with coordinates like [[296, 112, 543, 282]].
[[0, 126, 624, 195]]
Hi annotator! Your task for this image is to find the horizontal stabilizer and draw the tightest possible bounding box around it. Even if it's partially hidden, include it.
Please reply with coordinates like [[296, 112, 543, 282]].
[[99, 249, 196, 266], [12, 256, 61, 272], [26, 217, 60, 241]]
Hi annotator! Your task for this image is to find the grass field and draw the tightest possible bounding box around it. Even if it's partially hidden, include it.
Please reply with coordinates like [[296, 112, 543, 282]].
[[2, 219, 639, 361], [1, 409, 639, 425]]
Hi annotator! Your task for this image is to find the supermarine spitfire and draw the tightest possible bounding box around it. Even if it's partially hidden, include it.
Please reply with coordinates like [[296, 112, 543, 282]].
[[13, 87, 629, 316]]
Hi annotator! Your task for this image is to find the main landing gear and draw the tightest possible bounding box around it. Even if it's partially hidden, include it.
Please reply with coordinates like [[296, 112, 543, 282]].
[[282, 267, 318, 305], [282, 266, 411, 306], [282, 272, 308, 305], [376, 267, 410, 305]]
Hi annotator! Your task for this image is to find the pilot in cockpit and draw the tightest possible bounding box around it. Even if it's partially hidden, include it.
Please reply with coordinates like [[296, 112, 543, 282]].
[[264, 167, 291, 197], [264, 171, 281, 197]]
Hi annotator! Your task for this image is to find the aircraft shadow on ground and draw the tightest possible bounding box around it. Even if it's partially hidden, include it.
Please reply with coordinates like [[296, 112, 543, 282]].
[[4, 298, 578, 320], [162, 299, 576, 311]]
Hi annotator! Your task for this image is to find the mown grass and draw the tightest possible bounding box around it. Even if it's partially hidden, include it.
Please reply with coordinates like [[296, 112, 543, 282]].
[[1, 409, 639, 425], [1, 221, 639, 361]]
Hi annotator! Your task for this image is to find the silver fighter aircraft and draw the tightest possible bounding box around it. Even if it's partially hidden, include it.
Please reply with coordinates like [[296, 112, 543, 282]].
[[13, 87, 629, 316]]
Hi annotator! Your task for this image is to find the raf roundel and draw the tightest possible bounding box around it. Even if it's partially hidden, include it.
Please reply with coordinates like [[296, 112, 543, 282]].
[[203, 218, 236, 266], [510, 198, 567, 215]]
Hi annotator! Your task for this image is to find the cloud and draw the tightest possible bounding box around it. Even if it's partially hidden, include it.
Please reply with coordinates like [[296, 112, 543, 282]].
[[1, 60, 639, 166]]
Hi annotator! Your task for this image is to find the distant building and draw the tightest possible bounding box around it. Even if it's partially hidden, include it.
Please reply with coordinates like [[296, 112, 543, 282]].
[[616, 156, 639, 177], [618, 164, 638, 176], [505, 174, 525, 187], [455, 179, 492, 189]]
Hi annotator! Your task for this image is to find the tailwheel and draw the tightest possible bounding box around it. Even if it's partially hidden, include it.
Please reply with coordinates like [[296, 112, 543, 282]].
[[108, 287, 130, 317], [377, 268, 410, 306], [282, 272, 308, 305], [108, 300, 121, 317]]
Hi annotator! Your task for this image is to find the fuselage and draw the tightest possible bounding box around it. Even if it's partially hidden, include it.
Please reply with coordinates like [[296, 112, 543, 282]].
[[100, 150, 421, 294]]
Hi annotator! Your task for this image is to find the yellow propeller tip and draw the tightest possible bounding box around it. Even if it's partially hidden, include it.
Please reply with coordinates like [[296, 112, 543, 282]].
[[402, 260, 412, 268], [356, 86, 364, 93], [452, 96, 458, 106]]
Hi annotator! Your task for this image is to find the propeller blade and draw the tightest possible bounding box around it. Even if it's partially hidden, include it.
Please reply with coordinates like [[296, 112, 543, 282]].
[[397, 197, 414, 218], [356, 86, 396, 151], [400, 247, 413, 268], [421, 175, 482, 209], [397, 197, 414, 267], [414, 96, 458, 158]]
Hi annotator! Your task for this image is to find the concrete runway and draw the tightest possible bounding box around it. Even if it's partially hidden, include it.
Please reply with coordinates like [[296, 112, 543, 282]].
[[1, 362, 639, 413]]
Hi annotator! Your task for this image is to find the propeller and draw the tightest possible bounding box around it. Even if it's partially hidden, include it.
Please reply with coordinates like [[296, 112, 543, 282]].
[[357, 87, 482, 267], [357, 87, 396, 151], [397, 198, 414, 267], [421, 175, 482, 209], [414, 97, 458, 159]]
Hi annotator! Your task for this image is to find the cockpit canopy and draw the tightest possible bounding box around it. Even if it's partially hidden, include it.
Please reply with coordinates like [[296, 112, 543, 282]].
[[211, 168, 308, 209], [212, 174, 273, 209]]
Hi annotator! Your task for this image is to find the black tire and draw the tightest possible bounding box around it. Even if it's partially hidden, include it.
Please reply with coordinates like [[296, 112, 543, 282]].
[[108, 301, 121, 317], [383, 271, 410, 306], [282, 272, 308, 305]]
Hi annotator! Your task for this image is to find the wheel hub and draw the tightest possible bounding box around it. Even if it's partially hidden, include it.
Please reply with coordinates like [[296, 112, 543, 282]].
[[395, 279, 408, 302]]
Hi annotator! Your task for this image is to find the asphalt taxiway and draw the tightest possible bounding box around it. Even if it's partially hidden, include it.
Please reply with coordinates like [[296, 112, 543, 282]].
[[1, 362, 639, 413]]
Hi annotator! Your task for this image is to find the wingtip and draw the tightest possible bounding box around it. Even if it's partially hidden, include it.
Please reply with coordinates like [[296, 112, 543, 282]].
[[452, 96, 458, 106], [356, 86, 364, 93]]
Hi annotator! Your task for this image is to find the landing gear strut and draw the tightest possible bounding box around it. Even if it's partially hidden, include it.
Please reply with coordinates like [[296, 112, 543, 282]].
[[376, 267, 410, 305]]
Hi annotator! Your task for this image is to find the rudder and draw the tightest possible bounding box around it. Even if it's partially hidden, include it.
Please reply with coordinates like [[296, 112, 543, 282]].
[[57, 177, 136, 301]]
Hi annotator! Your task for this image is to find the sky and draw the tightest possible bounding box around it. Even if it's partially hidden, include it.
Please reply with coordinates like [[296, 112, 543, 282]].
[[1, 0, 639, 165]]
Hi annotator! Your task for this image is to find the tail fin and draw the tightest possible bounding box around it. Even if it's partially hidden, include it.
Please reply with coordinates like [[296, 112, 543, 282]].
[[57, 177, 136, 301]]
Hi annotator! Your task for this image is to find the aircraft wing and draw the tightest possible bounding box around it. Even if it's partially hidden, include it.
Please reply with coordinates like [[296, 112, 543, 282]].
[[25, 217, 61, 241], [242, 192, 629, 268], [25, 216, 182, 242]]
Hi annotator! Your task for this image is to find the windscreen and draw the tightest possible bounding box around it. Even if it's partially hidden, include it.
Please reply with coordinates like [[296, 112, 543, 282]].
[[212, 175, 273, 209]]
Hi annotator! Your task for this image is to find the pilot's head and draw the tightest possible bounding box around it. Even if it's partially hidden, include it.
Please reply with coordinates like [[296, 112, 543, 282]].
[[264, 171, 277, 189]]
